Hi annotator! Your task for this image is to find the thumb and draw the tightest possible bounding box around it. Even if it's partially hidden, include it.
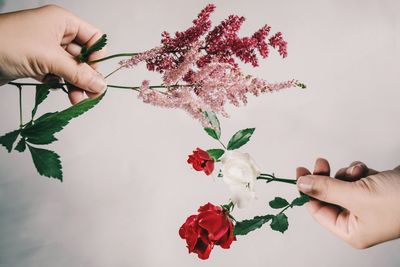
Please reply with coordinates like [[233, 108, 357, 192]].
[[297, 175, 357, 209], [49, 49, 107, 94]]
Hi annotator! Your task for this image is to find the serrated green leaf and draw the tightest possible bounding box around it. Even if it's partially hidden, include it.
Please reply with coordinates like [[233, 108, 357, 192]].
[[270, 213, 289, 233], [234, 215, 273, 236], [14, 137, 26, 152], [204, 111, 221, 139], [26, 134, 58, 145], [31, 84, 52, 119], [269, 197, 289, 209], [27, 144, 62, 181], [291, 194, 310, 207], [76, 34, 107, 63], [204, 127, 219, 140], [34, 112, 59, 124], [0, 129, 20, 152], [227, 128, 255, 150], [207, 149, 225, 161], [22, 93, 105, 140]]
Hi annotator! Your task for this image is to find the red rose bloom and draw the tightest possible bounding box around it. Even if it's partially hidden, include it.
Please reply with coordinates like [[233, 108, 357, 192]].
[[179, 203, 236, 260], [187, 148, 214, 175]]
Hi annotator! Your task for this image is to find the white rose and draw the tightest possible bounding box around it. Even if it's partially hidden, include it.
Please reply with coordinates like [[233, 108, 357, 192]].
[[220, 151, 261, 208]]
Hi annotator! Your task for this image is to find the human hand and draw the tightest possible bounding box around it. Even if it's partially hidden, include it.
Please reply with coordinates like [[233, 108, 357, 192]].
[[0, 5, 107, 104], [296, 158, 400, 248]]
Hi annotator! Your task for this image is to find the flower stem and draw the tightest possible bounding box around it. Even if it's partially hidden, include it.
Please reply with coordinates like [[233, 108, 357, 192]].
[[257, 173, 297, 185], [18, 85, 23, 129], [105, 66, 124, 79], [7, 81, 192, 92], [218, 139, 227, 150], [87, 53, 138, 64], [277, 204, 291, 215]]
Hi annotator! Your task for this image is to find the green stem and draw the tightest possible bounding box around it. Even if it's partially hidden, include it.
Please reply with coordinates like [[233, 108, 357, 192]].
[[105, 66, 124, 79], [8, 82, 192, 91], [87, 53, 138, 64], [278, 204, 291, 215], [18, 86, 23, 129], [257, 173, 297, 185], [218, 139, 227, 150]]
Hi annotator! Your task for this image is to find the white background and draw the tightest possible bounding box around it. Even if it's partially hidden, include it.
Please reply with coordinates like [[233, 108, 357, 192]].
[[0, 0, 399, 266]]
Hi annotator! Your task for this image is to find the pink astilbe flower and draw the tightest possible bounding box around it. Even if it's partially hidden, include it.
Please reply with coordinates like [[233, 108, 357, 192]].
[[119, 46, 163, 68], [128, 4, 288, 74], [129, 5, 302, 124], [144, 4, 215, 73], [137, 61, 298, 124], [191, 62, 297, 113], [162, 41, 203, 86], [138, 81, 209, 125], [268, 32, 288, 58], [162, 4, 215, 49]]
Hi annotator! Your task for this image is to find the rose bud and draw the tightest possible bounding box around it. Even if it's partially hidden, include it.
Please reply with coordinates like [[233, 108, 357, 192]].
[[187, 148, 214, 175]]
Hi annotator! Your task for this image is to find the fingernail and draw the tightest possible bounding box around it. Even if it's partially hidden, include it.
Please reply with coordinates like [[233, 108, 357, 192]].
[[297, 176, 314, 193], [90, 74, 107, 92], [346, 166, 355, 176]]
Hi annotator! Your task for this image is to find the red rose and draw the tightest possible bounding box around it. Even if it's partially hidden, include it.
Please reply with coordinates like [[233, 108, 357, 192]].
[[187, 148, 214, 175], [179, 202, 235, 260]]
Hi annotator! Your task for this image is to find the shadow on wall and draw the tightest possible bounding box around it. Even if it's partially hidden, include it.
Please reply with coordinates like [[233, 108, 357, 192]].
[[0, 0, 4, 10]]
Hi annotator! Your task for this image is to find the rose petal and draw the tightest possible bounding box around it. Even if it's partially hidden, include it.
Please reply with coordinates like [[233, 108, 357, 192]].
[[193, 238, 213, 260], [204, 160, 215, 175]]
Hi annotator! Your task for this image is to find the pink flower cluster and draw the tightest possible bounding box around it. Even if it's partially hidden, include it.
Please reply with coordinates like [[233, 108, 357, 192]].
[[122, 4, 302, 124], [138, 62, 298, 125]]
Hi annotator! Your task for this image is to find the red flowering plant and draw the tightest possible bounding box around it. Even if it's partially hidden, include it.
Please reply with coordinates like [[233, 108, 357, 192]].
[[183, 111, 309, 259], [0, 4, 308, 260]]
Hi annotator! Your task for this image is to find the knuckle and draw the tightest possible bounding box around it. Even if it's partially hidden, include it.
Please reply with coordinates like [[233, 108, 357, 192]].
[[314, 177, 330, 200], [350, 160, 367, 167], [354, 177, 375, 194], [69, 70, 85, 88]]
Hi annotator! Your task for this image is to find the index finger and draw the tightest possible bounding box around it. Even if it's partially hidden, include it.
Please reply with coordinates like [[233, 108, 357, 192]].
[[61, 12, 107, 66]]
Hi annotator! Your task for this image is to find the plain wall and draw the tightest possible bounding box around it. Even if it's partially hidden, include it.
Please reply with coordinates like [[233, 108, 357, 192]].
[[0, 0, 399, 266]]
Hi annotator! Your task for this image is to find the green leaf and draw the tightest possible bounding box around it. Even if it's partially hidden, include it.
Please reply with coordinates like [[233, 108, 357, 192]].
[[234, 215, 274, 236], [204, 127, 219, 140], [207, 149, 225, 161], [270, 213, 289, 233], [34, 112, 58, 124], [227, 128, 255, 150], [27, 144, 62, 181], [76, 34, 107, 63], [269, 197, 289, 209], [14, 137, 26, 152], [22, 93, 105, 141], [31, 84, 52, 119], [291, 194, 310, 207], [0, 129, 20, 152], [204, 111, 221, 139], [26, 134, 58, 145]]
